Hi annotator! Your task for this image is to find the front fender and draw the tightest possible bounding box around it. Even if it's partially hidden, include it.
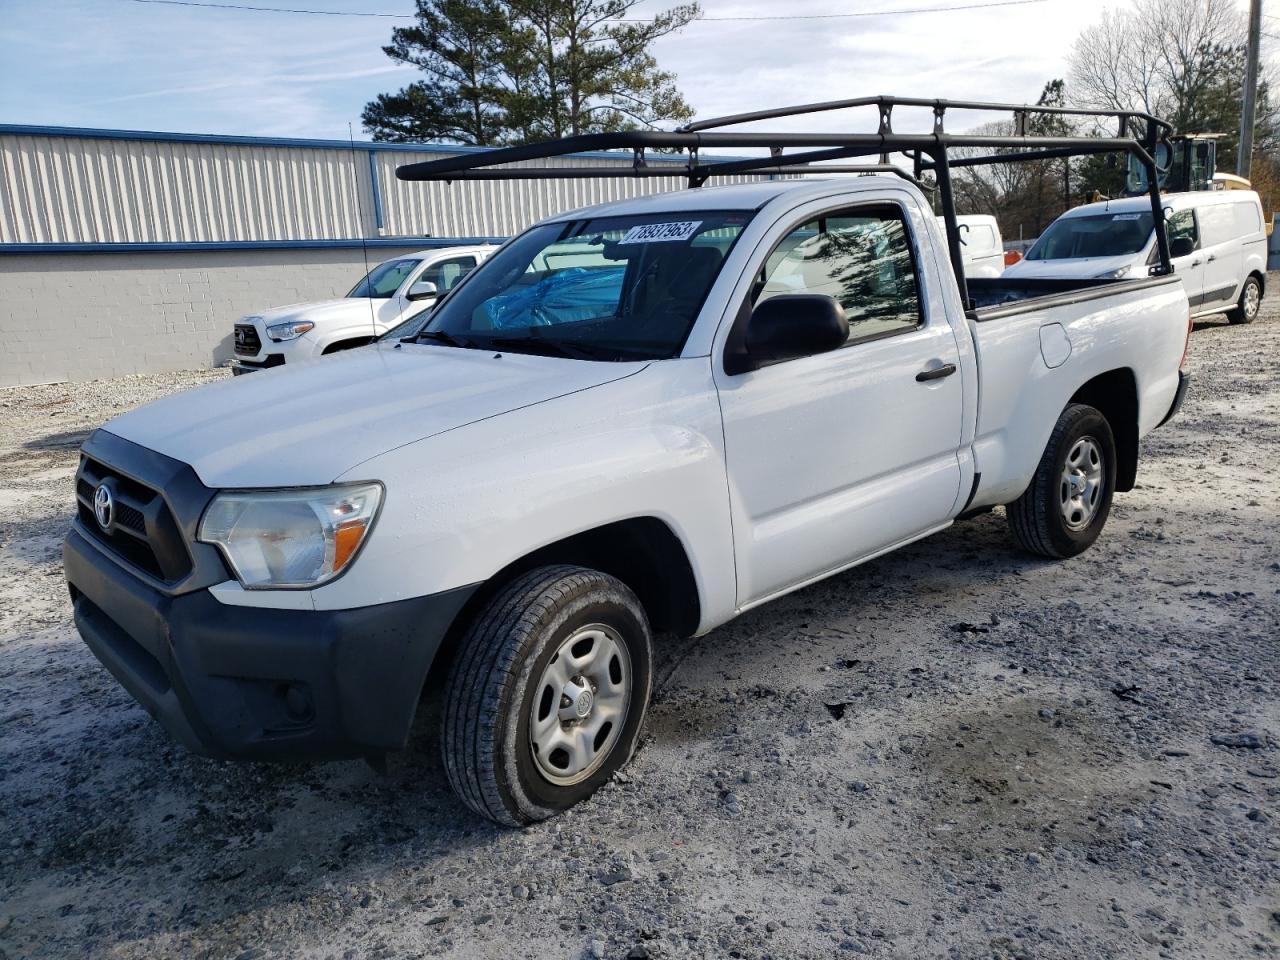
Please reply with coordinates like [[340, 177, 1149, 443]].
[[315, 359, 737, 634]]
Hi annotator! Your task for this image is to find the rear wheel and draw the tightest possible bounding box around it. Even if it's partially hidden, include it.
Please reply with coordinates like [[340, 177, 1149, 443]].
[[441, 565, 652, 826], [1228, 275, 1261, 325], [1007, 403, 1116, 559]]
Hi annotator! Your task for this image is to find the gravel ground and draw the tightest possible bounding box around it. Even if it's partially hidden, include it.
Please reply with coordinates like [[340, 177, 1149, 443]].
[[1, 296, 1277, 960]]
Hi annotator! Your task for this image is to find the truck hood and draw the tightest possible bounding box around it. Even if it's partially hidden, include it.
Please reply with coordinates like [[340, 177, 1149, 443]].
[[1002, 254, 1140, 280], [246, 298, 381, 325], [102, 344, 648, 487]]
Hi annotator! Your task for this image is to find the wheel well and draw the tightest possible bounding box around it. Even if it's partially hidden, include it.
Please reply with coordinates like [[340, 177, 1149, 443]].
[[1249, 270, 1265, 296], [423, 518, 702, 692], [322, 336, 375, 355], [1070, 369, 1138, 492]]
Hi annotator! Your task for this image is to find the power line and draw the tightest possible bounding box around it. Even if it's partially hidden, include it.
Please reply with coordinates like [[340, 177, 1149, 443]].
[[128, 0, 406, 13], [125, 0, 1052, 23], [669, 0, 1052, 18]]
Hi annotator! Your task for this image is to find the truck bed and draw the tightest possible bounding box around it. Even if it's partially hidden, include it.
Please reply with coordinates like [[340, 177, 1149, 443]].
[[963, 272, 1188, 509], [967, 275, 1178, 320]]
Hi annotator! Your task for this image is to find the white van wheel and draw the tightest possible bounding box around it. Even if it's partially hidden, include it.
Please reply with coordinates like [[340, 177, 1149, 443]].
[[1229, 276, 1261, 325]]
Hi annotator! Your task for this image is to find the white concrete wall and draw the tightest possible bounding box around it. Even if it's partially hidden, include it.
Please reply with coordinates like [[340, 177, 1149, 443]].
[[0, 246, 429, 387]]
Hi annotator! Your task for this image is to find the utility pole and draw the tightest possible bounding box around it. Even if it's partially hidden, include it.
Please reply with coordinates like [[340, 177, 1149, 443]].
[[1238, 0, 1262, 178]]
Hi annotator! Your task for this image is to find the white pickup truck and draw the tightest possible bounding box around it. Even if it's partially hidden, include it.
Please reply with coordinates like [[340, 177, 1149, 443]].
[[230, 245, 495, 373], [63, 100, 1193, 826]]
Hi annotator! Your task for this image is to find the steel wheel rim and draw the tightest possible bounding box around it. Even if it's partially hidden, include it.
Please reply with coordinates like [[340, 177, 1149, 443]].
[[1245, 281, 1260, 318], [1060, 436, 1104, 531], [529, 623, 632, 786]]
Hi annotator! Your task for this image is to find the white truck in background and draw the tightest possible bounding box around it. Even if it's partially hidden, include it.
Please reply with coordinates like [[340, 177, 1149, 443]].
[[231, 245, 496, 373]]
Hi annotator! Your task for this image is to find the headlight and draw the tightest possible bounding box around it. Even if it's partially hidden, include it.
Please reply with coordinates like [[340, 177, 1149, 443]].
[[199, 483, 382, 588], [266, 320, 315, 341], [1096, 265, 1132, 280]]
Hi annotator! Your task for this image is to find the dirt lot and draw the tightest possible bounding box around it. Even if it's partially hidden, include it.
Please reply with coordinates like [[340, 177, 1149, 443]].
[[1, 294, 1277, 960]]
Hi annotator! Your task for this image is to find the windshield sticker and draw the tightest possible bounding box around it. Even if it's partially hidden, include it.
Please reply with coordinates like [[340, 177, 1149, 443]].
[[1112, 214, 1144, 221], [620, 220, 703, 244]]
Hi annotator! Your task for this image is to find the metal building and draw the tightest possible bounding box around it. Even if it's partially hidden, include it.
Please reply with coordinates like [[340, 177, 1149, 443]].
[[0, 124, 712, 247], [0, 124, 733, 386]]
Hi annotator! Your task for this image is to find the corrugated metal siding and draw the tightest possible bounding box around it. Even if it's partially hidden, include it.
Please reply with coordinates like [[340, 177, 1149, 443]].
[[1, 129, 762, 245], [377, 152, 705, 237], [0, 134, 373, 243]]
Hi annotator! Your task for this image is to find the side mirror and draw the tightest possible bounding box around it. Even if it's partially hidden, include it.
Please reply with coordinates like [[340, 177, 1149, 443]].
[[726, 294, 849, 375], [1169, 237, 1195, 259], [406, 279, 439, 301]]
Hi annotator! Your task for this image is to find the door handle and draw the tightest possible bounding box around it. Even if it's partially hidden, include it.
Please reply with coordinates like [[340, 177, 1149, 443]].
[[1191, 259, 1201, 267], [916, 363, 957, 382], [1206, 254, 1217, 262]]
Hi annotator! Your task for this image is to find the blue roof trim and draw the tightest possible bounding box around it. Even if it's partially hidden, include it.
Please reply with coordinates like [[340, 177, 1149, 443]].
[[0, 122, 700, 163], [0, 238, 506, 256]]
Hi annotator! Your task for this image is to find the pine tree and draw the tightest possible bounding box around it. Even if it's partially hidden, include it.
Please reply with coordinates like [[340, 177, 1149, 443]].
[[363, 0, 699, 145]]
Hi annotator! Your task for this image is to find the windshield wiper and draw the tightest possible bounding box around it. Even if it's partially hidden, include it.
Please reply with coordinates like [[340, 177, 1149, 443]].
[[413, 330, 473, 348], [482, 335, 619, 361]]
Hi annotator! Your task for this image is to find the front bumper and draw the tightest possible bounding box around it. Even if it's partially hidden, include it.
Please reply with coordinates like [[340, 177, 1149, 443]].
[[1158, 370, 1192, 427], [65, 527, 476, 761], [230, 355, 285, 375]]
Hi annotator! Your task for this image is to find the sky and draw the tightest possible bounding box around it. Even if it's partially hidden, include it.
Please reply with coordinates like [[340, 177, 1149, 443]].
[[0, 0, 1271, 142]]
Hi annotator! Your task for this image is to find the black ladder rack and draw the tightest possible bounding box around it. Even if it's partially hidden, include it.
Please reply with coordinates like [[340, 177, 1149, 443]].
[[394, 96, 1175, 309]]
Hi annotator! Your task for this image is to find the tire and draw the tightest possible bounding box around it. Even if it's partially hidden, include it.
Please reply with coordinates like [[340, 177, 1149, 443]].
[[441, 565, 653, 826], [1227, 275, 1262, 325], [1007, 403, 1117, 559]]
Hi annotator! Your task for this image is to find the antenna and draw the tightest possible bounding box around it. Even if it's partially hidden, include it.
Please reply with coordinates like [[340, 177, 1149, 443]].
[[349, 123, 378, 343]]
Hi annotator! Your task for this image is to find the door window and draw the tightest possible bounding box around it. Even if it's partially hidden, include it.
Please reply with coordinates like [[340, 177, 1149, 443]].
[[755, 204, 922, 342], [419, 256, 478, 293], [347, 258, 421, 298], [1167, 209, 1198, 250]]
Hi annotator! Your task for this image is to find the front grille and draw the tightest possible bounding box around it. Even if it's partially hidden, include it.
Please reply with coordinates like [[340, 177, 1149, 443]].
[[233, 323, 262, 356], [75, 456, 193, 583]]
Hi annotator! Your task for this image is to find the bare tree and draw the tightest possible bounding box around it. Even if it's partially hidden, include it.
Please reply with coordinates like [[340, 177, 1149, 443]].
[[1069, 0, 1242, 132], [1070, 7, 1167, 118], [952, 81, 1075, 239]]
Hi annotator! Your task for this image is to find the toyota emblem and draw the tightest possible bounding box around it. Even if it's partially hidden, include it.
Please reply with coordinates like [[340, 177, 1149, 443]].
[[93, 482, 114, 531]]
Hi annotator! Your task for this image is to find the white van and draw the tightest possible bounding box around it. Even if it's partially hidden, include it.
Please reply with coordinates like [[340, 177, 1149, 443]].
[[938, 213, 1004, 277], [1005, 191, 1267, 323]]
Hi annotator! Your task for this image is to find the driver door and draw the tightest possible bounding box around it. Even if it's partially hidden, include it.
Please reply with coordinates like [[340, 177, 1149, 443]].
[[714, 200, 965, 606]]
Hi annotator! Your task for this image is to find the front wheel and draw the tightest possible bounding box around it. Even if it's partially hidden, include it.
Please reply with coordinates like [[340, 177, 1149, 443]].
[[1007, 403, 1117, 559], [1228, 275, 1261, 325], [441, 565, 653, 826]]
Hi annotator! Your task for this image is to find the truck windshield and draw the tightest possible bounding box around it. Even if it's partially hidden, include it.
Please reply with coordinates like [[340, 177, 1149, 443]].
[[1026, 212, 1155, 261], [416, 212, 752, 361], [347, 258, 421, 298]]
